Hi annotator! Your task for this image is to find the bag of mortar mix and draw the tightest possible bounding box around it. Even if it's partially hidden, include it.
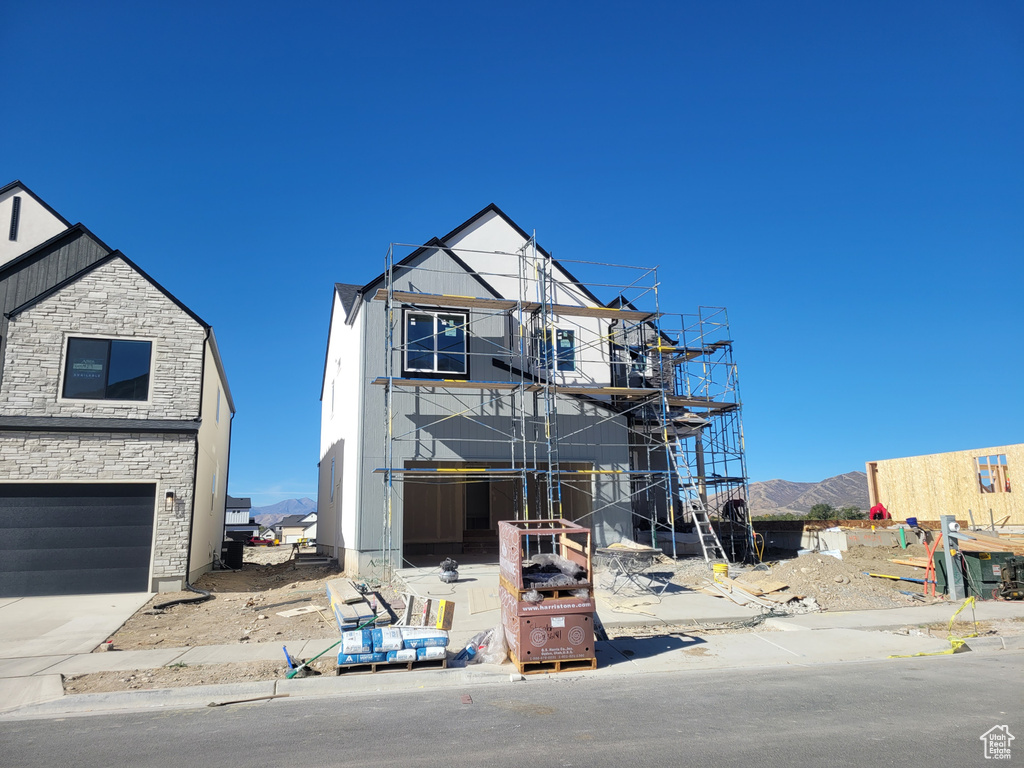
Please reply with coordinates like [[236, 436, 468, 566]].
[[371, 627, 404, 652], [341, 629, 374, 655], [338, 652, 386, 665], [399, 627, 449, 649], [416, 646, 446, 660], [385, 648, 417, 663]]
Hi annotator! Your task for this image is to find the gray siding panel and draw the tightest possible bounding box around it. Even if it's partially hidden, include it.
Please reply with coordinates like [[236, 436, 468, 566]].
[[357, 248, 632, 553]]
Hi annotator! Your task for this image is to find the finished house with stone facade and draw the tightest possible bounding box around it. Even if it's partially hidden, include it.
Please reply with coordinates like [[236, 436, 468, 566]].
[[0, 181, 234, 596]]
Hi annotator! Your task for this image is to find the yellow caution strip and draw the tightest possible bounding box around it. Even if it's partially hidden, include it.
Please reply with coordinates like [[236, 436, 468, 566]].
[[888, 597, 980, 658]]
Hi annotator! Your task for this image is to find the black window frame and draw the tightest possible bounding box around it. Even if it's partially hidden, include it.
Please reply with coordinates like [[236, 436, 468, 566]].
[[402, 308, 469, 378], [61, 336, 153, 402]]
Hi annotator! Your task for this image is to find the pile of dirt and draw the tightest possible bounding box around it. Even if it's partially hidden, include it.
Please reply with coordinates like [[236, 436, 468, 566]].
[[737, 544, 938, 611]]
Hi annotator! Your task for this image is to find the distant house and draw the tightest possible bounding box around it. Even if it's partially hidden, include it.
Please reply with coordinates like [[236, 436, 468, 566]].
[[867, 444, 1023, 525], [0, 181, 235, 596], [274, 512, 317, 544], [224, 495, 256, 540]]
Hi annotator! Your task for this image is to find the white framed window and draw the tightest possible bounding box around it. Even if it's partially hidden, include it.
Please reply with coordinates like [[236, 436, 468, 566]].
[[62, 336, 153, 401], [532, 328, 576, 372], [404, 310, 467, 375]]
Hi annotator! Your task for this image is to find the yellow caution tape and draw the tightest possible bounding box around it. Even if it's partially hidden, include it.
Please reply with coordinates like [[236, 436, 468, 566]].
[[888, 597, 980, 658]]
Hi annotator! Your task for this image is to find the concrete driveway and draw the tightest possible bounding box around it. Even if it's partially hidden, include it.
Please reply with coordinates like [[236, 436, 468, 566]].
[[0, 593, 152, 660], [0, 593, 153, 713]]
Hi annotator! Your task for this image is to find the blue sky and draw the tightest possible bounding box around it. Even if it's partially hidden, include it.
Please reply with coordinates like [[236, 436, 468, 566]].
[[3, 2, 1022, 505]]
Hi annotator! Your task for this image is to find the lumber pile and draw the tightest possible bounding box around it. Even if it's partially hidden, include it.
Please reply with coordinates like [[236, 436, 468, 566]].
[[700, 577, 803, 607], [956, 531, 1024, 556]]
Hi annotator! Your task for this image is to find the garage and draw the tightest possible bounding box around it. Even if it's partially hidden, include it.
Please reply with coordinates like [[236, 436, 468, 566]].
[[0, 483, 156, 597]]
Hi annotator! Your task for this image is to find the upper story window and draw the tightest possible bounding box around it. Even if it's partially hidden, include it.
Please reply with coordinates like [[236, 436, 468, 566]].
[[62, 337, 152, 401], [977, 454, 1011, 494], [405, 310, 467, 375], [533, 328, 576, 372]]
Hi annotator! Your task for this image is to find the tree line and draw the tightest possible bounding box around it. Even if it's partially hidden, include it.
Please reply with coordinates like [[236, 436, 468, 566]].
[[751, 503, 866, 522]]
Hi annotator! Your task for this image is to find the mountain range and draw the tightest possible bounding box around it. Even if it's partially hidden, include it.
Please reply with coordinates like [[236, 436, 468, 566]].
[[745, 471, 869, 517], [250, 474, 867, 526], [252, 497, 317, 527]]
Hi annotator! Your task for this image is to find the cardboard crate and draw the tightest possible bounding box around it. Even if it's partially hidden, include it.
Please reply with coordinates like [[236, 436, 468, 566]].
[[502, 608, 595, 667], [498, 519, 592, 591]]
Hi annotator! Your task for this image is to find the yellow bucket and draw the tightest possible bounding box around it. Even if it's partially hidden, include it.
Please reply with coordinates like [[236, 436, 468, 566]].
[[713, 563, 729, 583]]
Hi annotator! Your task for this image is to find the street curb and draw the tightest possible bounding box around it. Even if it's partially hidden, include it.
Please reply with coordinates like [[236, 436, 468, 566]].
[[3, 637, 1022, 721]]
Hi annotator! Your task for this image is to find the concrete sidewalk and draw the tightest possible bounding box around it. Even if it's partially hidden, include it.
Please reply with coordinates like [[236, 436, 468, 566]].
[[3, 597, 1023, 721]]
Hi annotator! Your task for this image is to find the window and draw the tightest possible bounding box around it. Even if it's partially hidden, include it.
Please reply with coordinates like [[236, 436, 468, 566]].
[[977, 454, 1011, 494], [533, 328, 576, 372], [62, 338, 152, 401], [330, 457, 335, 502], [405, 311, 467, 374]]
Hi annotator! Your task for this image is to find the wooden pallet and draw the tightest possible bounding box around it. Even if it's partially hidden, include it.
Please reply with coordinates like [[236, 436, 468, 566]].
[[511, 650, 597, 675], [336, 657, 448, 676]]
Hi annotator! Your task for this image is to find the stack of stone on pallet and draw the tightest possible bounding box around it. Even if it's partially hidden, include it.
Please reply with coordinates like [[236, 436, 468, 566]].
[[325, 578, 387, 630], [498, 519, 596, 674]]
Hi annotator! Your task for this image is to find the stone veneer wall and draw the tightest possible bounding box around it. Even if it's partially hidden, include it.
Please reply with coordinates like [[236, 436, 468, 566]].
[[0, 431, 196, 590], [0, 258, 204, 419], [0, 256, 208, 591]]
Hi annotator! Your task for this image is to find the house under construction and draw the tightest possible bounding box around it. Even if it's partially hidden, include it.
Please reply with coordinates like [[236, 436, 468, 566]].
[[317, 205, 753, 578]]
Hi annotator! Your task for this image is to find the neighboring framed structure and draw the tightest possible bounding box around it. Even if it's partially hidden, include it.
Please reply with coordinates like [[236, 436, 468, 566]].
[[866, 444, 1023, 525]]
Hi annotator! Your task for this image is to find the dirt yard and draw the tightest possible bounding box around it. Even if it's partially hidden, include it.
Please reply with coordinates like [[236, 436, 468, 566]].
[[62, 541, 1019, 695], [100, 546, 345, 651], [64, 547, 360, 694]]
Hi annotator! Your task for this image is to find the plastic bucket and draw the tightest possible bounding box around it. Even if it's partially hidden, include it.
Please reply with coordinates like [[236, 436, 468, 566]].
[[906, 517, 918, 528], [713, 563, 729, 583]]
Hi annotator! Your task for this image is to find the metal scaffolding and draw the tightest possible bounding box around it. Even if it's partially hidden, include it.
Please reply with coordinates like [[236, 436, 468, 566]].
[[372, 236, 752, 581]]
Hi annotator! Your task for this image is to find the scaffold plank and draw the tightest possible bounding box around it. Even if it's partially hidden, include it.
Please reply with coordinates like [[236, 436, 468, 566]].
[[372, 377, 738, 410], [371, 289, 657, 321]]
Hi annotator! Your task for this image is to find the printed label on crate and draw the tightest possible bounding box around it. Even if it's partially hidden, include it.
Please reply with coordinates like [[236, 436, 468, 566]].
[[385, 648, 417, 663], [517, 599, 594, 614]]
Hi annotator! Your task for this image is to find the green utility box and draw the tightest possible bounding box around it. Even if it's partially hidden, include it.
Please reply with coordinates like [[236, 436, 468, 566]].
[[932, 550, 1017, 599]]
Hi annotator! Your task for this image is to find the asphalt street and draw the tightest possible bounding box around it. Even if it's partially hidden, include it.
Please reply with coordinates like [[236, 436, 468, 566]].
[[3, 653, 1021, 768]]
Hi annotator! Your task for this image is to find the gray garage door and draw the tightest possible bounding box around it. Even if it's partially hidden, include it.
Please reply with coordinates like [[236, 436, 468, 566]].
[[0, 483, 156, 597]]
